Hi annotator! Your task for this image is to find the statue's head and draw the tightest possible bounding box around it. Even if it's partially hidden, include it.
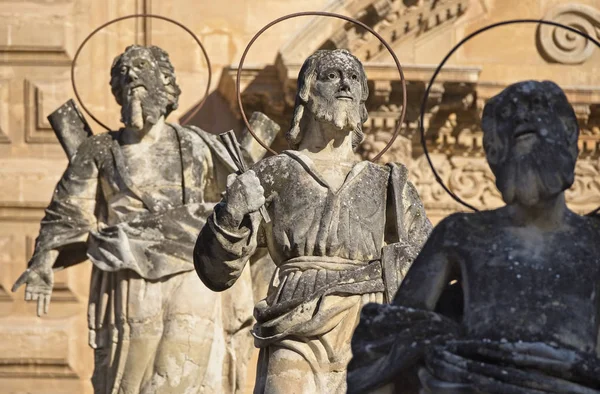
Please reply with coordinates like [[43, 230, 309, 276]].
[[110, 45, 181, 130], [482, 80, 579, 206], [288, 49, 369, 150]]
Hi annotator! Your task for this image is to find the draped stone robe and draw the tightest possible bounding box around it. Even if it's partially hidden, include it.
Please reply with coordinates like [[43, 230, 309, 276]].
[[30, 124, 255, 394], [195, 151, 431, 394]]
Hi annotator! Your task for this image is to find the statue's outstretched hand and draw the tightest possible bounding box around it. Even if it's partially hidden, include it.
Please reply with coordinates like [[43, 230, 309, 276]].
[[12, 259, 54, 317], [224, 170, 265, 220]]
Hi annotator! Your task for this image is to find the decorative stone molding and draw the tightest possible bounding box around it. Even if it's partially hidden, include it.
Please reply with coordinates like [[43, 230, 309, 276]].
[[0, 46, 72, 66], [0, 79, 9, 144], [279, 0, 469, 64], [0, 202, 46, 223], [0, 235, 15, 302], [538, 3, 600, 64], [0, 319, 80, 379], [24, 78, 71, 144], [0, 2, 76, 66], [321, 0, 469, 61]]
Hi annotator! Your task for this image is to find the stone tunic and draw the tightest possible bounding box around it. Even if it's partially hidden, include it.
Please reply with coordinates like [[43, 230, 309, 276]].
[[30, 124, 255, 394], [195, 151, 431, 393]]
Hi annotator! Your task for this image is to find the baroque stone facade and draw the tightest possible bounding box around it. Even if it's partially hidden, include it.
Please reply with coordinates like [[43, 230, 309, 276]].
[[1, 0, 600, 393], [218, 0, 600, 223]]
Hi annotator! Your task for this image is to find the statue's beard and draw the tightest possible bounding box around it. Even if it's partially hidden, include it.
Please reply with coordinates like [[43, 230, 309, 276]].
[[306, 94, 363, 132], [494, 136, 575, 206], [121, 84, 168, 130]]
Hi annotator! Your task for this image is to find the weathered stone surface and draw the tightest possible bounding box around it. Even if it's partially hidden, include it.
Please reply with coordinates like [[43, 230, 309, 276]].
[[194, 49, 431, 394], [348, 80, 600, 393], [11, 45, 274, 394], [4, 2, 600, 393]]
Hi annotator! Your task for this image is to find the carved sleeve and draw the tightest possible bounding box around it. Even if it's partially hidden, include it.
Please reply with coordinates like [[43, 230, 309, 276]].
[[385, 162, 432, 252], [402, 180, 433, 252], [31, 136, 101, 268], [194, 203, 262, 292], [184, 125, 235, 203]]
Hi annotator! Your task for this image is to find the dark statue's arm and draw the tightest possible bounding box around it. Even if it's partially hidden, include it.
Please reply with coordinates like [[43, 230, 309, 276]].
[[392, 220, 453, 310], [31, 136, 101, 269]]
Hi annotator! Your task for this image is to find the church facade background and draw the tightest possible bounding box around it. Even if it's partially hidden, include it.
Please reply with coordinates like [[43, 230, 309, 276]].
[[0, 0, 599, 392]]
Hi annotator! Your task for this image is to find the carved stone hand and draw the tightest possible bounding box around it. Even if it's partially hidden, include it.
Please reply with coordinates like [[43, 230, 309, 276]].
[[12, 255, 55, 317], [224, 170, 265, 223]]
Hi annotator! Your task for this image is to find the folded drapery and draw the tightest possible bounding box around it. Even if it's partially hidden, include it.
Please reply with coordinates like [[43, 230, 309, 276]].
[[253, 256, 385, 347], [348, 304, 600, 394], [88, 202, 215, 279]]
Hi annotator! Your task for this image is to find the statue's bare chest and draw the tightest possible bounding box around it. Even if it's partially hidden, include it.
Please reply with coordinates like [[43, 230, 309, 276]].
[[120, 137, 182, 188], [462, 227, 600, 299], [455, 223, 600, 350]]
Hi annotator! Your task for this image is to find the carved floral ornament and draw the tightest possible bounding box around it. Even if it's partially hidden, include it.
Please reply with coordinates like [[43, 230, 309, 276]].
[[538, 3, 600, 64]]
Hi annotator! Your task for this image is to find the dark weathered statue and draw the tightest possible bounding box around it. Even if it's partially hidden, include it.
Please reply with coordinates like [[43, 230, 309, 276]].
[[348, 80, 600, 393], [12, 45, 277, 394], [194, 49, 431, 393]]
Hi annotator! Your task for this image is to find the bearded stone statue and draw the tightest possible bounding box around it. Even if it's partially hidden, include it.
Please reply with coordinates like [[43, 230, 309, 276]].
[[12, 45, 275, 394], [347, 80, 600, 393], [194, 49, 432, 393]]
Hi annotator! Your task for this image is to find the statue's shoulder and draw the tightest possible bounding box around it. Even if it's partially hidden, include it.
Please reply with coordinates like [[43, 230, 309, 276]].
[[253, 153, 295, 174], [579, 212, 600, 239], [436, 210, 498, 235], [171, 124, 230, 163], [173, 124, 211, 144], [80, 131, 114, 149], [586, 213, 600, 229], [71, 132, 115, 163], [249, 154, 301, 190], [178, 123, 204, 135]]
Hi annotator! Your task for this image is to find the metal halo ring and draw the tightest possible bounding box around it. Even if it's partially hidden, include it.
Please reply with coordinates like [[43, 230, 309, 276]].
[[71, 14, 212, 131], [236, 11, 407, 161], [419, 19, 600, 212]]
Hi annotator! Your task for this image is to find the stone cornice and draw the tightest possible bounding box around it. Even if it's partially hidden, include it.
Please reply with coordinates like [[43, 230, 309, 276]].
[[278, 0, 470, 64]]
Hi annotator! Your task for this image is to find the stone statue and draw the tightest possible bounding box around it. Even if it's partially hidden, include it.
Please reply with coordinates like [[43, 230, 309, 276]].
[[348, 80, 600, 393], [194, 49, 432, 394], [12, 45, 278, 394]]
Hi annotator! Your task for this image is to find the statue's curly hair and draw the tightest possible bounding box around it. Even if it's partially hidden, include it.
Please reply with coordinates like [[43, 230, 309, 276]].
[[109, 45, 181, 116], [287, 49, 369, 150]]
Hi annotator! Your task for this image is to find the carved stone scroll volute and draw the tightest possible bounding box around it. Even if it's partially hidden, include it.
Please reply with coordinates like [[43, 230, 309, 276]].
[[538, 3, 600, 64]]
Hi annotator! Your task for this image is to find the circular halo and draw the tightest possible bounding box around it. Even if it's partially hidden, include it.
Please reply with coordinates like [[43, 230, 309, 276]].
[[236, 11, 407, 161], [71, 14, 212, 131], [419, 19, 600, 212]]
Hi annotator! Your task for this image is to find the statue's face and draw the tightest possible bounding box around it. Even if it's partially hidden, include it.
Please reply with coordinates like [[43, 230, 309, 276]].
[[116, 47, 168, 130], [306, 52, 364, 132], [483, 81, 578, 206]]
